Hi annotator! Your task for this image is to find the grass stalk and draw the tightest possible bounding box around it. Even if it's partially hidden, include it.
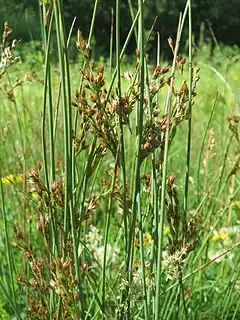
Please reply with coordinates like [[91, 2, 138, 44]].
[[109, 8, 114, 76], [148, 31, 161, 314], [106, 2, 144, 104], [197, 91, 218, 202], [124, 2, 145, 318], [101, 146, 119, 312], [179, 1, 193, 316], [0, 169, 20, 319], [53, 0, 83, 315], [116, 0, 128, 260], [154, 15, 182, 319], [127, 0, 138, 43], [42, 9, 53, 189], [137, 193, 149, 319], [183, 0, 193, 216]]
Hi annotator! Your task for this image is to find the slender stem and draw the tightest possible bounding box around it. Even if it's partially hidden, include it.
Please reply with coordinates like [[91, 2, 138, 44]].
[[121, 2, 145, 318], [42, 11, 54, 190], [0, 169, 20, 319], [116, 0, 128, 260], [183, 0, 193, 216], [155, 14, 183, 320], [109, 8, 114, 77], [138, 193, 149, 319], [88, 0, 98, 47], [127, 0, 138, 43], [197, 91, 218, 203], [54, 0, 83, 316], [102, 146, 119, 312], [105, 2, 145, 105]]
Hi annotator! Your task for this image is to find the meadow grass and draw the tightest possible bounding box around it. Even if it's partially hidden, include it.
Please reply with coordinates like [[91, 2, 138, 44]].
[[0, 1, 240, 319]]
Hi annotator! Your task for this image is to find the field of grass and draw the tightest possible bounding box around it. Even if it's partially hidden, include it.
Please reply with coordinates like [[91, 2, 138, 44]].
[[0, 1, 240, 319]]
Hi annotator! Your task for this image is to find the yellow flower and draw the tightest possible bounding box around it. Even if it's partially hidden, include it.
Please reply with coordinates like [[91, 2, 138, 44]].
[[1, 174, 23, 184], [232, 75, 239, 81], [16, 175, 24, 183], [31, 192, 40, 200], [163, 225, 170, 235], [143, 233, 152, 246], [211, 231, 229, 241]]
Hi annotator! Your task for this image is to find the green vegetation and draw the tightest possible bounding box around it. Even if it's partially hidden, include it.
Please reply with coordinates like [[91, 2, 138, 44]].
[[1, 0, 240, 59], [0, 1, 240, 319]]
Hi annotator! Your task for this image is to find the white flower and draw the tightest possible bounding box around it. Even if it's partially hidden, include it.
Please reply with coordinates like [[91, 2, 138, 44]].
[[85, 225, 102, 248]]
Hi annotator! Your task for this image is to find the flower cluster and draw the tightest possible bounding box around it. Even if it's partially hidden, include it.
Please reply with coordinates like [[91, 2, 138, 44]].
[[83, 225, 119, 266], [163, 176, 199, 280], [1, 173, 23, 185]]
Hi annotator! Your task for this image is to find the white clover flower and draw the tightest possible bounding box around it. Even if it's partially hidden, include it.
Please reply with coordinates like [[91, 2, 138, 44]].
[[85, 225, 102, 248], [94, 244, 119, 265], [83, 225, 120, 265]]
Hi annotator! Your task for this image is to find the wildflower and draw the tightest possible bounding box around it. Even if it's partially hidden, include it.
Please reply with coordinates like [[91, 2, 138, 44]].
[[211, 231, 230, 242], [163, 247, 188, 280], [143, 233, 152, 246], [94, 244, 119, 265], [1, 174, 23, 184], [163, 225, 170, 235], [85, 225, 102, 247], [83, 225, 120, 265], [31, 192, 40, 200]]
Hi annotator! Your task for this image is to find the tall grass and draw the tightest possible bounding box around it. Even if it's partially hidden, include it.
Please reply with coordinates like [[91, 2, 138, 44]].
[[0, 0, 240, 319]]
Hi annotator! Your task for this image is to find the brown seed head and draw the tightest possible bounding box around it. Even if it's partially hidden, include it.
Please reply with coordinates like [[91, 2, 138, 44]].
[[167, 175, 175, 189], [153, 109, 160, 117], [153, 66, 162, 79], [12, 242, 19, 248], [49, 261, 56, 271], [98, 64, 104, 74], [37, 161, 42, 171], [38, 201, 42, 213], [29, 169, 40, 183], [36, 221, 43, 234], [36, 187, 42, 197], [179, 57, 187, 65], [28, 296, 36, 308], [81, 262, 92, 272], [36, 260, 44, 269], [12, 225, 18, 234], [25, 251, 32, 260]]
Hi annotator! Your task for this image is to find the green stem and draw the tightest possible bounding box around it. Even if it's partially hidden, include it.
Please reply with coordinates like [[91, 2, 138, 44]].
[[0, 169, 20, 319], [54, 0, 83, 316], [196, 91, 218, 203], [183, 0, 193, 216], [154, 14, 183, 320], [102, 147, 119, 313]]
